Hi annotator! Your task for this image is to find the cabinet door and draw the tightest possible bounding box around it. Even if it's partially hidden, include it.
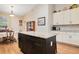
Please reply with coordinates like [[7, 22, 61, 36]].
[[53, 12, 63, 25], [56, 32, 70, 43], [62, 32, 72, 44], [56, 32, 66, 42], [56, 33, 63, 42], [53, 13, 59, 25], [70, 8, 79, 24], [31, 37, 46, 54], [63, 10, 71, 24], [18, 33, 28, 53], [70, 33, 79, 46], [18, 33, 33, 54]]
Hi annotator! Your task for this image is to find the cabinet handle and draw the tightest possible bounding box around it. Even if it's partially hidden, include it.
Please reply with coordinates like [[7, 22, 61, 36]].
[[50, 41, 53, 46]]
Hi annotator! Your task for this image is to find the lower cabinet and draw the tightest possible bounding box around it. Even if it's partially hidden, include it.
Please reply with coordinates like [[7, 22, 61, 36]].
[[56, 32, 79, 46], [18, 33, 57, 54]]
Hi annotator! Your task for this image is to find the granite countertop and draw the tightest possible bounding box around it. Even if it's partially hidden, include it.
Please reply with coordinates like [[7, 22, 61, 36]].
[[20, 32, 56, 38]]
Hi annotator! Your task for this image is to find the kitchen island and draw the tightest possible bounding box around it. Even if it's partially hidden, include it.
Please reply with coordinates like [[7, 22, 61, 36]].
[[18, 32, 57, 54]]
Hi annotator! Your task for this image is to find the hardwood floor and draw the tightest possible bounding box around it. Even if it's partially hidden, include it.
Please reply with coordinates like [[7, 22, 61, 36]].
[[0, 42, 21, 54], [57, 42, 79, 54]]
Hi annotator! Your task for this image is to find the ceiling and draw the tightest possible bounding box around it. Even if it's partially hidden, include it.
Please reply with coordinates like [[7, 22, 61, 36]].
[[0, 4, 37, 16]]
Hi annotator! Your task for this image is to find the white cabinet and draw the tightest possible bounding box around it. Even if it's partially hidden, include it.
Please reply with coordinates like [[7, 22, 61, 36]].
[[69, 33, 79, 45], [63, 10, 71, 24], [56, 32, 79, 46], [70, 8, 79, 24], [62, 32, 73, 44], [56, 33, 63, 42], [53, 10, 71, 25], [53, 13, 59, 25], [53, 7, 79, 25], [53, 12, 63, 25]]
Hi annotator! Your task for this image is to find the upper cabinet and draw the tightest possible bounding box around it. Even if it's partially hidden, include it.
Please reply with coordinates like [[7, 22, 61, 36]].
[[53, 8, 79, 25], [63, 10, 71, 24], [70, 8, 79, 24], [53, 12, 63, 25]]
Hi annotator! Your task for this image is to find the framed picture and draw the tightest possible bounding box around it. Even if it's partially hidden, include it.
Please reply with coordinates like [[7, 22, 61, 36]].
[[38, 17, 46, 26], [27, 21, 35, 31], [19, 20, 22, 26]]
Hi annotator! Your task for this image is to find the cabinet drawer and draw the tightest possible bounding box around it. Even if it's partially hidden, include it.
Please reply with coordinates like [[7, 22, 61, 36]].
[[30, 37, 46, 43], [32, 42, 46, 47]]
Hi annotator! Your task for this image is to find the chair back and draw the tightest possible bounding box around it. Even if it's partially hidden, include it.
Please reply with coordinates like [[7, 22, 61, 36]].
[[6, 31, 14, 38]]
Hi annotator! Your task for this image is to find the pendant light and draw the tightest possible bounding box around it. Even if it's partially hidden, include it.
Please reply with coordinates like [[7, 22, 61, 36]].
[[9, 6, 14, 17]]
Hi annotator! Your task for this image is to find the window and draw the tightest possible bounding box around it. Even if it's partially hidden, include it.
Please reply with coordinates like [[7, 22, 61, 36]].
[[0, 16, 7, 31]]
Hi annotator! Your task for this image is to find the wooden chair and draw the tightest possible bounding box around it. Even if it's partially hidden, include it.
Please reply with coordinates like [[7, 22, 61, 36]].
[[1, 31, 16, 44]]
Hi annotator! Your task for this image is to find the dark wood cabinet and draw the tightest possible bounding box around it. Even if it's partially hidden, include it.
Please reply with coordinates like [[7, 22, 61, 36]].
[[18, 33, 57, 54]]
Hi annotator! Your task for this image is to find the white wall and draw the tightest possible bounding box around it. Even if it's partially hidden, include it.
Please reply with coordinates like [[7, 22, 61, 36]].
[[23, 4, 56, 34], [48, 4, 55, 32], [24, 4, 49, 34], [23, 4, 79, 34], [9, 16, 19, 32]]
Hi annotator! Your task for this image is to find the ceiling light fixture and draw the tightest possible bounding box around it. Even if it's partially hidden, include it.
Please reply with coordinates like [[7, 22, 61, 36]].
[[9, 6, 14, 17]]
